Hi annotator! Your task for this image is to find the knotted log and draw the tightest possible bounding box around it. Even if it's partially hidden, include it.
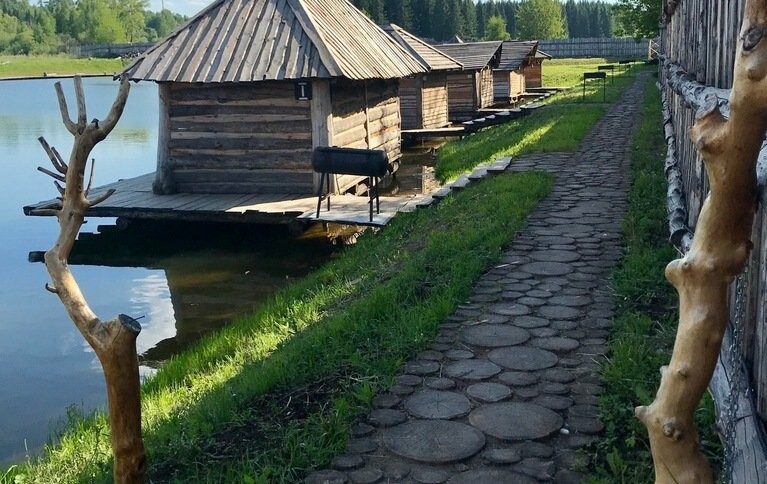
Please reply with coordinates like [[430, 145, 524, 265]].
[[38, 76, 145, 483], [636, 4, 767, 482]]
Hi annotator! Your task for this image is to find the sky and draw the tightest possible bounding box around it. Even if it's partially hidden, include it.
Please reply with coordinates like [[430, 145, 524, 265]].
[[148, 0, 209, 16]]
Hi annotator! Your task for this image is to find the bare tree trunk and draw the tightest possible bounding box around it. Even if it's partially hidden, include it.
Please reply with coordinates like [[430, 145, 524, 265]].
[[33, 76, 145, 483], [635, 3, 767, 483]]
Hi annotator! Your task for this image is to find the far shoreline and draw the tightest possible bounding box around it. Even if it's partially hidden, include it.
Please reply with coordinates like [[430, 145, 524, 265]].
[[0, 55, 128, 82]]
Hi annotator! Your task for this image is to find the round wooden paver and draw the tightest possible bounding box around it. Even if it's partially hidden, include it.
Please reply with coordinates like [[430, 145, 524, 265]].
[[447, 469, 538, 484], [488, 303, 531, 317], [529, 250, 580, 263], [405, 390, 472, 420], [548, 295, 592, 307], [488, 347, 559, 371], [469, 402, 563, 441], [382, 420, 486, 464], [519, 261, 574, 276], [461, 324, 530, 348], [444, 359, 502, 380], [538, 305, 581, 320], [305, 469, 347, 484], [511, 315, 550, 329], [531, 337, 580, 353], [466, 383, 512, 403]]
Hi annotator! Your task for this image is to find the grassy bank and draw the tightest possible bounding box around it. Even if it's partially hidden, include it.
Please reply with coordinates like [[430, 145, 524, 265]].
[[437, 65, 639, 182], [0, 55, 127, 79], [588, 76, 720, 482], [5, 171, 551, 482]]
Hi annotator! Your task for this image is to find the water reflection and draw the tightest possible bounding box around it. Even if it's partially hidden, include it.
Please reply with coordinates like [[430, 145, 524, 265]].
[[30, 221, 337, 369]]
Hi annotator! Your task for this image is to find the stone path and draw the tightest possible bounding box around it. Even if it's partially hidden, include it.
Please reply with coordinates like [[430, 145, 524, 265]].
[[306, 75, 646, 484]]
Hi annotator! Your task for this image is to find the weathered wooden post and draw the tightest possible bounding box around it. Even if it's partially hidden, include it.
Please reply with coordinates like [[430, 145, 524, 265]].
[[635, 2, 767, 482], [31, 76, 146, 483]]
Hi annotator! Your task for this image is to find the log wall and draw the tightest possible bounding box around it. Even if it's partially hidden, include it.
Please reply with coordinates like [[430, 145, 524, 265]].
[[478, 67, 494, 109], [331, 79, 402, 191], [523, 61, 543, 88], [399, 73, 450, 130], [662, 1, 767, 472], [399, 77, 420, 129], [421, 73, 450, 129], [446, 71, 478, 121], [493, 70, 526, 102], [161, 82, 314, 194]]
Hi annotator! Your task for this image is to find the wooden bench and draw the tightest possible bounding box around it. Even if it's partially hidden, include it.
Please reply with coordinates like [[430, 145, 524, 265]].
[[312, 147, 388, 222]]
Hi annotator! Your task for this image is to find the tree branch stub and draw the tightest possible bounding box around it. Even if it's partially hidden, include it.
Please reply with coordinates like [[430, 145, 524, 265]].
[[639, 4, 767, 483]]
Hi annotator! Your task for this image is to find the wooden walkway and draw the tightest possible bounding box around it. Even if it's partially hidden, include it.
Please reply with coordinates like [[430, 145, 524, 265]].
[[24, 158, 513, 228], [23, 172, 423, 226]]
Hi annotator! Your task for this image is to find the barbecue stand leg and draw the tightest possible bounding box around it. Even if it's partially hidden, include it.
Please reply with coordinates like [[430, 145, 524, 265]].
[[368, 176, 373, 222], [327, 173, 331, 212], [316, 172, 325, 218]]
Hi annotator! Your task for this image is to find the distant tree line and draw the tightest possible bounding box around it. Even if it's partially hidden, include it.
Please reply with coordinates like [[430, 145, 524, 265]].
[[352, 0, 615, 42], [0, 0, 186, 55]]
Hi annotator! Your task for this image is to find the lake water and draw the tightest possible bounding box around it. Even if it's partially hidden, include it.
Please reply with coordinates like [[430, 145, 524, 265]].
[[0, 77, 336, 465]]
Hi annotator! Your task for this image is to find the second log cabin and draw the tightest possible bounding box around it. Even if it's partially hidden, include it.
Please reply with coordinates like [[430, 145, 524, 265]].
[[381, 24, 462, 130], [494, 41, 539, 103], [433, 41, 504, 121], [121, 0, 425, 196]]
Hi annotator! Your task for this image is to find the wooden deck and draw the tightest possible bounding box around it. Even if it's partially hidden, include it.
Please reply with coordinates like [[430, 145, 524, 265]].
[[23, 172, 429, 227]]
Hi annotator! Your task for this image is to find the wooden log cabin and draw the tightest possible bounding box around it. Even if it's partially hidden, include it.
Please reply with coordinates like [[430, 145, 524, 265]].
[[522, 50, 552, 89], [381, 24, 462, 130], [120, 0, 425, 196], [494, 41, 539, 103], [433, 41, 503, 121]]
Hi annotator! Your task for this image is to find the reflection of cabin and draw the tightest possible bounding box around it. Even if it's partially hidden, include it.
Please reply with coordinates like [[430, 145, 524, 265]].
[[522, 50, 552, 88], [121, 0, 424, 196], [381, 24, 462, 130], [494, 41, 539, 103], [433, 41, 503, 121]]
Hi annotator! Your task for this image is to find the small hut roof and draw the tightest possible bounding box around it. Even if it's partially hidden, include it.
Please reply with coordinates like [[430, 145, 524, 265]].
[[122, 0, 426, 83], [536, 50, 553, 59], [433, 41, 503, 70], [497, 41, 538, 71], [381, 24, 462, 71]]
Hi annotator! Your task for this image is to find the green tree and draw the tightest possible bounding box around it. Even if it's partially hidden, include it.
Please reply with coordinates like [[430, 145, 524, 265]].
[[485, 14, 510, 40], [614, 0, 660, 37], [145, 9, 180, 39], [460, 0, 476, 40], [516, 0, 566, 39], [116, 0, 148, 42], [75, 0, 127, 44]]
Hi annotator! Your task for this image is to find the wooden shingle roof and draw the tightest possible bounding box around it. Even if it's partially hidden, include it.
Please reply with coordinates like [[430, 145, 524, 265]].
[[497, 41, 538, 71], [433, 41, 503, 70], [122, 0, 426, 83], [381, 24, 462, 72]]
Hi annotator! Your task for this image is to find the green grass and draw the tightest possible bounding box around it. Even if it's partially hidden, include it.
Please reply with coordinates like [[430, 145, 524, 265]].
[[586, 75, 721, 483], [544, 57, 617, 87], [435, 64, 642, 183], [0, 55, 128, 79], [4, 171, 552, 483]]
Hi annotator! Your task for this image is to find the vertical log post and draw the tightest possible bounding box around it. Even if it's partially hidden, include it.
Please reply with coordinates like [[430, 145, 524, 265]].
[[636, 3, 767, 483], [34, 76, 145, 483]]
